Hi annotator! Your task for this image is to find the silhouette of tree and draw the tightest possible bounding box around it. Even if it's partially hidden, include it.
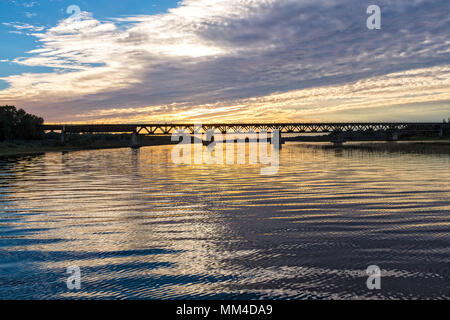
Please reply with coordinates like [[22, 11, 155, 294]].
[[0, 105, 44, 141]]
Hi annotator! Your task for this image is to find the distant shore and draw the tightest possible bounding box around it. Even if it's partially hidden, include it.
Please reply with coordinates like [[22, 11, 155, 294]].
[[301, 140, 450, 154]]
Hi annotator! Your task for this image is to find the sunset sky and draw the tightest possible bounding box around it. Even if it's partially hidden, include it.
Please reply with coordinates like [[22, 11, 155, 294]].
[[0, 0, 449, 123]]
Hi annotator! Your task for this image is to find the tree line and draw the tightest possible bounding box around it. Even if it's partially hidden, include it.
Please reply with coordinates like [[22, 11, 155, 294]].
[[0, 105, 44, 141]]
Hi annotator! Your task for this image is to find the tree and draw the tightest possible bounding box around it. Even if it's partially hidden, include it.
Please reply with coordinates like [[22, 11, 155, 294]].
[[0, 105, 44, 141]]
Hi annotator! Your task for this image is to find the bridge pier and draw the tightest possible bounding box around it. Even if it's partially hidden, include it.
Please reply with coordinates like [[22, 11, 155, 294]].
[[438, 128, 444, 137], [269, 130, 284, 149], [330, 132, 345, 146], [387, 131, 399, 142], [131, 132, 141, 149], [60, 126, 66, 144], [202, 134, 215, 146]]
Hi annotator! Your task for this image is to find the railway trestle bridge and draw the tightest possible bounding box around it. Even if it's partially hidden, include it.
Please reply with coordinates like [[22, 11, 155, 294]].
[[41, 122, 449, 148]]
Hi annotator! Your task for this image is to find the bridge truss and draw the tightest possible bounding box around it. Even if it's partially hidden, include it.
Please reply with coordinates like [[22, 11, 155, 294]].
[[42, 122, 447, 135]]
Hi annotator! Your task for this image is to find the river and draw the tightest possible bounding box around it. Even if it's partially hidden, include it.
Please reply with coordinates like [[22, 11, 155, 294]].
[[0, 143, 449, 299]]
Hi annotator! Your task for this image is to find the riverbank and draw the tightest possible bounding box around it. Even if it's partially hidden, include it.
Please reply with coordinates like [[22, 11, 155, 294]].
[[0, 141, 133, 157], [304, 141, 450, 154], [0, 135, 174, 157]]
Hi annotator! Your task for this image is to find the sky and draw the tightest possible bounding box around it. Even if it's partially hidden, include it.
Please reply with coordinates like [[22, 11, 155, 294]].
[[0, 0, 449, 123]]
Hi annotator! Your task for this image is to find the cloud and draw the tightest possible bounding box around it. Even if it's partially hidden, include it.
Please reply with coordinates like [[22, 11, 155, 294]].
[[25, 12, 37, 18], [0, 0, 449, 122], [3, 22, 44, 31], [23, 2, 38, 8], [60, 65, 450, 123]]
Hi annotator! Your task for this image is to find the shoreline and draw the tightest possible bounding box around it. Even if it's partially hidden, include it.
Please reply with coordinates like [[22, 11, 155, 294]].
[[300, 140, 450, 154], [0, 144, 135, 158], [0, 135, 175, 158]]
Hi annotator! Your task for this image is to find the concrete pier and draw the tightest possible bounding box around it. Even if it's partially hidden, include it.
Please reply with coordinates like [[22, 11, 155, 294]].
[[330, 132, 345, 146], [387, 131, 399, 142], [269, 130, 284, 149], [131, 132, 140, 149], [60, 126, 66, 144]]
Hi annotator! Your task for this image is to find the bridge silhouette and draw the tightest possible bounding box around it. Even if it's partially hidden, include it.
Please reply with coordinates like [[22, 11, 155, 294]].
[[42, 122, 449, 147]]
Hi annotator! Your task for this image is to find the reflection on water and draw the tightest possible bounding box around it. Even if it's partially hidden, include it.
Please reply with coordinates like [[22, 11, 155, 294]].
[[0, 143, 449, 299]]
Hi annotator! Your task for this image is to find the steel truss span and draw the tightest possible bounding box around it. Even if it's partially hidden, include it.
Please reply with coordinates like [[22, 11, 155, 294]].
[[42, 123, 448, 135]]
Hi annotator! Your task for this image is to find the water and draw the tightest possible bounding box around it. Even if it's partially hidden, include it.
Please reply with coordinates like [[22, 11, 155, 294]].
[[0, 143, 449, 299]]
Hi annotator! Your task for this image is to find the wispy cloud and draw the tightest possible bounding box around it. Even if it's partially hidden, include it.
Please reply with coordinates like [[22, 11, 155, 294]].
[[23, 2, 38, 8], [25, 12, 37, 18], [3, 22, 44, 31], [0, 0, 449, 122]]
